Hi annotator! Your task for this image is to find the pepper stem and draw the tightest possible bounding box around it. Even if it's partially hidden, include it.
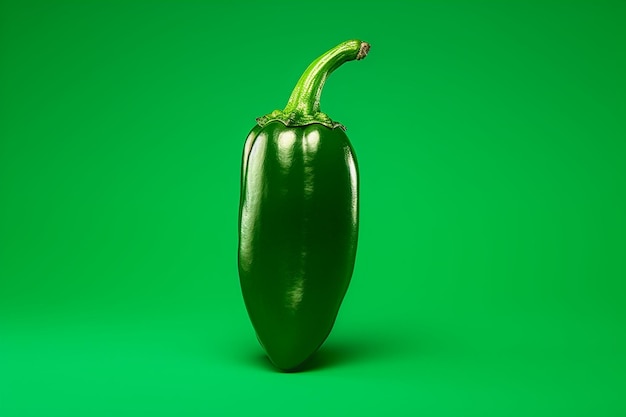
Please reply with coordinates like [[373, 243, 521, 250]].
[[257, 40, 370, 129]]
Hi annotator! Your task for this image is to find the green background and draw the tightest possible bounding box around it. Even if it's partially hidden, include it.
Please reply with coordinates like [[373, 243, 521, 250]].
[[1, 1, 625, 415]]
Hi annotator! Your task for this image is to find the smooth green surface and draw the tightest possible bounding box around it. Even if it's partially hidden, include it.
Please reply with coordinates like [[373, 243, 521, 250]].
[[239, 122, 359, 371], [1, 1, 625, 415]]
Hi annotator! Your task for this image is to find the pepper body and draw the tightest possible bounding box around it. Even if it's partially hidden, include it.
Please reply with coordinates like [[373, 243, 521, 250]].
[[239, 122, 358, 371], [237, 40, 369, 371]]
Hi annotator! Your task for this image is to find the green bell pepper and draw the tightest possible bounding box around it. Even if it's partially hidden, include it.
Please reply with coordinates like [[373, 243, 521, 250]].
[[238, 40, 370, 371]]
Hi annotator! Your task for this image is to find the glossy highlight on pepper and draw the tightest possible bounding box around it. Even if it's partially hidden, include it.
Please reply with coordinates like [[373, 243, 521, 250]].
[[238, 40, 369, 372]]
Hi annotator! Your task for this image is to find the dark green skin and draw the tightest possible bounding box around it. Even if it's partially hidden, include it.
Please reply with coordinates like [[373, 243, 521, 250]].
[[238, 121, 359, 371]]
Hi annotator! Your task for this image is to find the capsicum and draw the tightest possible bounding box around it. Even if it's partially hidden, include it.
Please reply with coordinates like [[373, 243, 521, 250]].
[[238, 39, 370, 371]]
